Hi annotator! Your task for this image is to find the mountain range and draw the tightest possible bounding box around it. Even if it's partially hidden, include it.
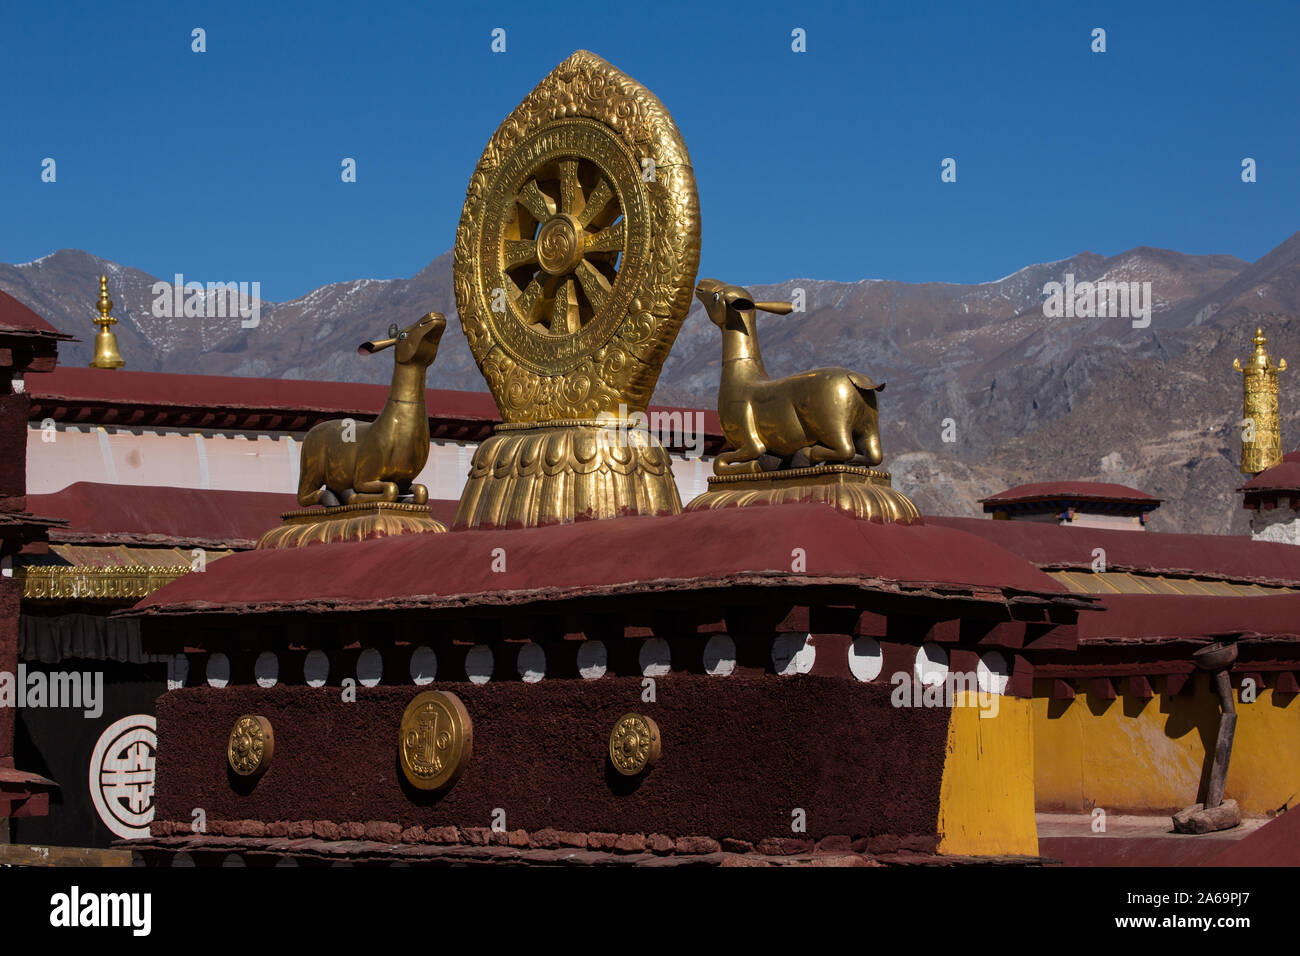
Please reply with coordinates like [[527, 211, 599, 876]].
[[4, 230, 1299, 535]]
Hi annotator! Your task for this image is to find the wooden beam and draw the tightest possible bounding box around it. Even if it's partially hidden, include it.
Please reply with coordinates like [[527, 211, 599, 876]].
[[0, 843, 133, 868], [1127, 675, 1154, 700], [1089, 677, 1117, 700]]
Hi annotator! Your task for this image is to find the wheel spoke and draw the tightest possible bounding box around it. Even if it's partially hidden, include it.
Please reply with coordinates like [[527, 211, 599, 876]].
[[551, 278, 580, 334], [584, 220, 625, 255], [574, 259, 611, 314], [578, 177, 615, 228], [558, 160, 580, 216], [515, 278, 545, 323], [516, 179, 553, 222], [504, 238, 538, 270]]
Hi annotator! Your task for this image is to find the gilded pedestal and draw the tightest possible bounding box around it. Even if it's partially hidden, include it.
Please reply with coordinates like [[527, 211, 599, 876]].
[[256, 501, 447, 550], [684, 464, 920, 524], [453, 420, 681, 529]]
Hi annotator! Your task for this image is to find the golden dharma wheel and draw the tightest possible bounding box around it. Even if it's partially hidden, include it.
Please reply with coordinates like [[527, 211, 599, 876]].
[[398, 691, 473, 792], [454, 50, 701, 422], [227, 715, 274, 777], [608, 712, 661, 776]]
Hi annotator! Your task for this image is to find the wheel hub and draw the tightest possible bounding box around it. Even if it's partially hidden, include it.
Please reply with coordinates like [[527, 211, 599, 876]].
[[536, 213, 584, 276]]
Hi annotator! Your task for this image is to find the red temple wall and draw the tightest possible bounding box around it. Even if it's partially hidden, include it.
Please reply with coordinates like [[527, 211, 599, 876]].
[[153, 675, 949, 847]]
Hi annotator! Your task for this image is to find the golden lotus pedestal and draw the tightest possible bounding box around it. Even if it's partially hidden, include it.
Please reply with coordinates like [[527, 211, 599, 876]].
[[256, 501, 447, 550], [453, 420, 682, 529], [684, 464, 920, 524]]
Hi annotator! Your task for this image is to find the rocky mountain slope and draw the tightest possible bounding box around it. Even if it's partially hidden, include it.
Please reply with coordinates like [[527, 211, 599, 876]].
[[5, 231, 1298, 535]]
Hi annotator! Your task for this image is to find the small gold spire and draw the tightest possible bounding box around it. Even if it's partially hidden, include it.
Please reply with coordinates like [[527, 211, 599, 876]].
[[1233, 317, 1286, 475], [89, 274, 125, 369]]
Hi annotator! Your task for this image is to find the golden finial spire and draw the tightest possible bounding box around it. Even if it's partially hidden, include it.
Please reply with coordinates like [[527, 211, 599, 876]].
[[89, 274, 125, 369], [1233, 318, 1286, 475]]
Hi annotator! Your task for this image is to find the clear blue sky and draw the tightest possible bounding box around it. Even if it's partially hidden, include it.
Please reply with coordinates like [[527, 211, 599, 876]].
[[3, 0, 1296, 300]]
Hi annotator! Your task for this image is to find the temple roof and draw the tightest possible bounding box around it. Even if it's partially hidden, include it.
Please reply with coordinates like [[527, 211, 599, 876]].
[[0, 290, 73, 340], [979, 481, 1161, 509], [926, 515, 1300, 587], [130, 505, 1078, 618], [28, 482, 300, 549], [25, 482, 460, 548], [1076, 592, 1300, 643], [1238, 450, 1300, 495]]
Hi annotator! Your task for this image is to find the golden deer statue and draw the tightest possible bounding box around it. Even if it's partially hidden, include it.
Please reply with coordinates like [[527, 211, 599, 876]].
[[297, 311, 446, 507], [695, 279, 885, 475]]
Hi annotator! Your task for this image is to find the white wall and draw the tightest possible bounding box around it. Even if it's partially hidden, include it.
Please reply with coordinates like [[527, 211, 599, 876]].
[[28, 423, 715, 506]]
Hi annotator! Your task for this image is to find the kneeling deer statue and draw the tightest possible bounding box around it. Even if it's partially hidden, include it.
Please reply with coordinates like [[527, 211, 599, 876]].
[[297, 311, 446, 506], [696, 279, 885, 475]]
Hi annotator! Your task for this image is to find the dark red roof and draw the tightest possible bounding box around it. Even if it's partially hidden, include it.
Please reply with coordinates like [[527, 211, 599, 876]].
[[131, 504, 1072, 617], [31, 366, 499, 421], [28, 482, 463, 548], [0, 290, 71, 339], [979, 481, 1161, 506], [1239, 451, 1300, 494], [1078, 593, 1300, 643], [1209, 804, 1300, 866], [28, 482, 300, 548], [925, 515, 1300, 586]]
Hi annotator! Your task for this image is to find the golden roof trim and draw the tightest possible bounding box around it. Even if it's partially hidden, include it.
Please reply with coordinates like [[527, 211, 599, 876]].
[[21, 565, 191, 600]]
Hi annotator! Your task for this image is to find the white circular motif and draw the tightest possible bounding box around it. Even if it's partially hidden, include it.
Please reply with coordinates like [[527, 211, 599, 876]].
[[638, 638, 671, 677], [703, 634, 736, 676], [206, 653, 230, 688], [466, 644, 494, 684], [848, 637, 884, 682], [577, 641, 607, 679], [88, 714, 156, 840], [357, 648, 383, 687], [772, 633, 815, 676], [914, 643, 949, 687], [977, 651, 1010, 695], [409, 646, 437, 685], [517, 642, 546, 682], [254, 651, 279, 689], [303, 649, 329, 687]]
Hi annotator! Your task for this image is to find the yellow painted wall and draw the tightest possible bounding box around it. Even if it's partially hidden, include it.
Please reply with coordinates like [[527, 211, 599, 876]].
[[1032, 675, 1300, 814], [937, 692, 1039, 857]]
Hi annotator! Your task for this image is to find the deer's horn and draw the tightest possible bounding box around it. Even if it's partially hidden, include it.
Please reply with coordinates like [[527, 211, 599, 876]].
[[754, 301, 795, 315]]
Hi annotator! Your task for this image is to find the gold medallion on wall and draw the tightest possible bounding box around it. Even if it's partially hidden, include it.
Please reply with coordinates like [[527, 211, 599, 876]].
[[452, 50, 701, 528], [608, 712, 661, 776], [228, 715, 274, 777], [398, 691, 473, 792]]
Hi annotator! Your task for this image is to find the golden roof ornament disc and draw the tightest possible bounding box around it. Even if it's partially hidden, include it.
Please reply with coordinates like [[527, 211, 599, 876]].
[[398, 691, 473, 792], [608, 712, 661, 776], [227, 715, 274, 777], [453, 50, 702, 422]]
